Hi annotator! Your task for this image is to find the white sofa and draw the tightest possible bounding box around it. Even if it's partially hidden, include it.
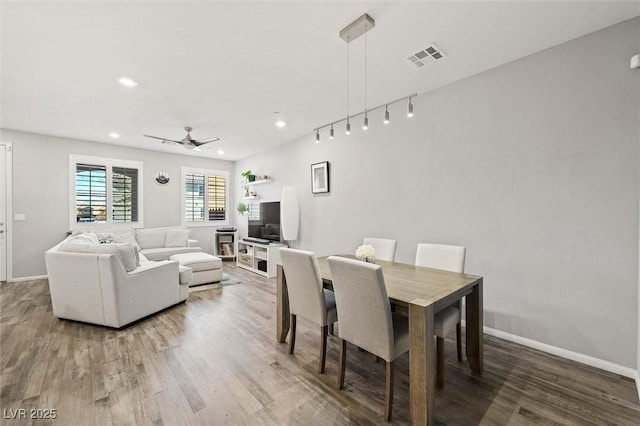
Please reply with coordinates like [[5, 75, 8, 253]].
[[96, 226, 203, 261], [45, 233, 191, 328]]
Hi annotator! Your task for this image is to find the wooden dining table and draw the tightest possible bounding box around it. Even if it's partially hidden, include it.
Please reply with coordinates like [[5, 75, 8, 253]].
[[276, 255, 484, 425]]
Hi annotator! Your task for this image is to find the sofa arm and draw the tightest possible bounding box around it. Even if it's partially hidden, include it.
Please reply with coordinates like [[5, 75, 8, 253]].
[[188, 239, 199, 248], [100, 259, 181, 327]]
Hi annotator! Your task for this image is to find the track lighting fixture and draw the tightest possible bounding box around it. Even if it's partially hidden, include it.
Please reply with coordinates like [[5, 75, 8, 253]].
[[313, 94, 416, 140], [311, 13, 419, 142]]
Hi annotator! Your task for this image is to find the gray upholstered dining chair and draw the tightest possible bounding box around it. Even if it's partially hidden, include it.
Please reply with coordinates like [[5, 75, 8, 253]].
[[415, 243, 466, 388], [327, 256, 409, 421], [279, 248, 338, 374], [362, 237, 397, 262]]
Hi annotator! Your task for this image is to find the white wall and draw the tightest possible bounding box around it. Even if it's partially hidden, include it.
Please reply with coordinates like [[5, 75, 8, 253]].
[[237, 19, 640, 369], [0, 129, 236, 278]]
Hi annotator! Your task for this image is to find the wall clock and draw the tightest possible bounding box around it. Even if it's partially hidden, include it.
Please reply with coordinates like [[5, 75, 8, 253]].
[[154, 171, 170, 185]]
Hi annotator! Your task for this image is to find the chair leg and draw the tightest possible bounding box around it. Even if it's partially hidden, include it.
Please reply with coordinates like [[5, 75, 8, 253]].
[[319, 325, 328, 373], [384, 360, 395, 421], [328, 323, 334, 335], [456, 321, 463, 362], [437, 336, 445, 389], [338, 339, 347, 389], [288, 314, 296, 354]]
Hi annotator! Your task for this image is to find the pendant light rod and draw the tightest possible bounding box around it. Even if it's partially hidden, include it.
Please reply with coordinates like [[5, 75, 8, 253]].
[[313, 93, 417, 132]]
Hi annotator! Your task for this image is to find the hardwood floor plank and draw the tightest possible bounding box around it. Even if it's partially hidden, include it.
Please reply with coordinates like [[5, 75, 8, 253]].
[[1, 271, 638, 425]]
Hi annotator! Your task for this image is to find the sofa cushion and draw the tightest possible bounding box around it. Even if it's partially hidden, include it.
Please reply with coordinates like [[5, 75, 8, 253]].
[[60, 242, 140, 272], [170, 252, 222, 272], [140, 246, 201, 261], [136, 229, 168, 250], [165, 229, 190, 248]]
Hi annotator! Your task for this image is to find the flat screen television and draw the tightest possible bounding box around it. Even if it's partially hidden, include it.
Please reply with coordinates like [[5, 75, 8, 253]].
[[248, 201, 281, 243]]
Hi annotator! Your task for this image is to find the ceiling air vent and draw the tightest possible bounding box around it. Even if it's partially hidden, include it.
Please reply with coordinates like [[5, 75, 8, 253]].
[[406, 43, 446, 68]]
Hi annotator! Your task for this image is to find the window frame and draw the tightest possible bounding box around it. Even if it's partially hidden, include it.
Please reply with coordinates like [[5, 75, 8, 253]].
[[181, 167, 230, 227], [69, 154, 144, 230]]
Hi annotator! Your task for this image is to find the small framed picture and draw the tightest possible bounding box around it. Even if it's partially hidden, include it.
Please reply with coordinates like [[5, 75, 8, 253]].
[[311, 161, 330, 194]]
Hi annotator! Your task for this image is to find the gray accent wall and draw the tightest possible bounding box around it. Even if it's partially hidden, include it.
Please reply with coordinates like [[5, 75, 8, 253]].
[[237, 18, 640, 369], [0, 129, 235, 278]]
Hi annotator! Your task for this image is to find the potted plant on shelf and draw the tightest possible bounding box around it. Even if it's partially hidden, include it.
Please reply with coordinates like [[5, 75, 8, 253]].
[[241, 170, 256, 182], [237, 202, 248, 215]]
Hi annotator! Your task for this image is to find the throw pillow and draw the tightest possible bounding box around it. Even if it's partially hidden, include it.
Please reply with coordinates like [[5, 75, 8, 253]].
[[66, 233, 100, 245], [165, 229, 190, 248], [95, 232, 114, 244], [135, 229, 167, 250], [112, 231, 141, 250]]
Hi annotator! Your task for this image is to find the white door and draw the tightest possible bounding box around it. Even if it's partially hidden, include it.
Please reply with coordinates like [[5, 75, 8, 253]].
[[0, 144, 6, 281]]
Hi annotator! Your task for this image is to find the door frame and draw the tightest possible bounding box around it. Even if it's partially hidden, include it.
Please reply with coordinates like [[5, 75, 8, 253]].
[[0, 142, 12, 282]]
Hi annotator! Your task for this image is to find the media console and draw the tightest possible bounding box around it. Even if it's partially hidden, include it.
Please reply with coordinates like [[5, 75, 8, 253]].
[[237, 240, 286, 278]]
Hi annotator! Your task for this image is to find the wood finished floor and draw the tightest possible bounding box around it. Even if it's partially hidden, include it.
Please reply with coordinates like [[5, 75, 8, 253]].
[[1, 264, 639, 425]]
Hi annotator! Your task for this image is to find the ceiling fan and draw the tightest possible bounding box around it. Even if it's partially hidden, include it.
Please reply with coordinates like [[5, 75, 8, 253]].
[[143, 126, 219, 151]]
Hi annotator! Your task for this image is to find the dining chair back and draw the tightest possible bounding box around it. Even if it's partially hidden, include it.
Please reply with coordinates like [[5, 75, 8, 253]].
[[363, 237, 397, 262], [415, 243, 466, 388], [280, 248, 338, 373], [415, 243, 465, 273], [327, 256, 409, 420]]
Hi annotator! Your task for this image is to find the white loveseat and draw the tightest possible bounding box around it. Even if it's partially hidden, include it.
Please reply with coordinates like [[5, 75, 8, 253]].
[[45, 232, 192, 328]]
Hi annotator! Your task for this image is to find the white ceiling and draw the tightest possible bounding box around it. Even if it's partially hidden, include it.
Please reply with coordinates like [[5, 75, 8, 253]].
[[2, 1, 638, 161]]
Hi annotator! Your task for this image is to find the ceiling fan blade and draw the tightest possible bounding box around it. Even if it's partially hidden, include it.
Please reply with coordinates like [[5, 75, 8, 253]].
[[192, 138, 220, 146], [143, 134, 181, 143]]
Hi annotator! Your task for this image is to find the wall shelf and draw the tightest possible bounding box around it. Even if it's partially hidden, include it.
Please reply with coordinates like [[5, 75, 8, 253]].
[[246, 179, 271, 186], [243, 195, 260, 200]]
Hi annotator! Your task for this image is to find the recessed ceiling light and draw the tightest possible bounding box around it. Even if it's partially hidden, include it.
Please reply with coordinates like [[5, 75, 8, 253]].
[[109, 132, 120, 138], [118, 77, 138, 87], [217, 150, 225, 155], [274, 112, 286, 128]]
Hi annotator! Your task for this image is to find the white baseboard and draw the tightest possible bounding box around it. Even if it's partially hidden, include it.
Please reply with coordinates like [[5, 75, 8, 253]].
[[482, 325, 637, 379], [636, 371, 640, 402], [9, 274, 48, 282]]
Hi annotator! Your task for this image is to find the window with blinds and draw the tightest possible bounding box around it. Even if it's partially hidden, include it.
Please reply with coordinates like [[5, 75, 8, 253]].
[[76, 164, 107, 223], [182, 168, 229, 225], [112, 167, 138, 222], [70, 155, 143, 229], [184, 173, 205, 222], [208, 175, 226, 221]]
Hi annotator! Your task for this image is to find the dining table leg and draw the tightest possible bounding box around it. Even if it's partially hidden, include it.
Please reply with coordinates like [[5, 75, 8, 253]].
[[409, 300, 435, 426], [465, 278, 484, 374], [276, 264, 290, 343]]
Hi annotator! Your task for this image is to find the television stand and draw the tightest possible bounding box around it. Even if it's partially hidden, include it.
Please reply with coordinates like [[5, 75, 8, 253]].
[[237, 239, 286, 278], [243, 236, 271, 244]]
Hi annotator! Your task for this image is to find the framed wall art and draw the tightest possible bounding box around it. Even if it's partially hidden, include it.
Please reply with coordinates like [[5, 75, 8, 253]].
[[311, 161, 329, 194]]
